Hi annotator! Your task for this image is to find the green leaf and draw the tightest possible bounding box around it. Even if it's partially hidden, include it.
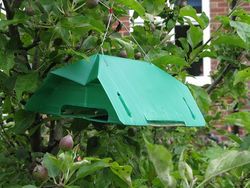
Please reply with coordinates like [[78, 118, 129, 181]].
[[110, 162, 133, 187], [234, 9, 250, 24], [2, 97, 12, 113], [152, 54, 187, 67], [240, 135, 250, 150], [199, 12, 209, 28], [12, 110, 36, 134], [76, 160, 109, 179], [187, 26, 203, 48], [22, 186, 37, 188], [64, 49, 88, 60], [82, 35, 98, 50], [60, 15, 105, 33], [55, 15, 105, 44], [70, 160, 90, 173], [178, 38, 190, 53], [178, 150, 193, 187], [180, 6, 208, 29], [57, 151, 75, 173], [188, 85, 211, 114], [142, 0, 165, 15], [116, 0, 145, 16], [0, 19, 26, 30], [234, 68, 250, 85], [230, 21, 250, 44], [145, 138, 176, 188], [204, 147, 226, 160], [0, 34, 8, 49], [54, 25, 70, 44], [0, 71, 8, 90], [216, 15, 230, 26], [212, 34, 247, 49], [197, 150, 250, 187], [112, 38, 134, 58], [199, 50, 217, 58], [0, 52, 15, 75], [15, 72, 39, 101], [224, 112, 250, 132], [43, 153, 61, 178]]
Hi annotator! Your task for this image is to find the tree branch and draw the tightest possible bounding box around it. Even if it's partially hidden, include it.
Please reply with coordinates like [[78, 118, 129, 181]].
[[47, 121, 56, 152], [187, 0, 241, 65], [32, 46, 40, 70], [30, 114, 42, 152], [22, 31, 40, 51], [231, 0, 237, 10], [23, 40, 40, 51], [63, 37, 85, 62], [3, 0, 23, 49], [42, 37, 85, 77], [3, 0, 31, 70], [2, 1, 13, 19], [12, 0, 23, 9], [206, 0, 240, 94], [206, 64, 232, 94], [0, 31, 10, 37]]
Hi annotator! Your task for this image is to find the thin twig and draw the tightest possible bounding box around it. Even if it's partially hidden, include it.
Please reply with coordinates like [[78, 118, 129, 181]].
[[100, 9, 113, 54], [42, 37, 85, 77], [23, 39, 40, 51], [0, 31, 10, 37], [0, 125, 15, 147], [153, 127, 157, 144], [63, 37, 85, 62], [206, 0, 241, 94], [99, 0, 151, 61], [206, 64, 231, 94], [188, 0, 240, 64], [3, 0, 32, 70]]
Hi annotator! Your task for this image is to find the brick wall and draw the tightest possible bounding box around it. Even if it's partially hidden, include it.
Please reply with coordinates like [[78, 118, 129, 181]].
[[112, 16, 130, 36], [210, 0, 230, 70], [210, 0, 250, 139], [210, 0, 250, 70], [210, 0, 229, 31], [210, 0, 250, 31]]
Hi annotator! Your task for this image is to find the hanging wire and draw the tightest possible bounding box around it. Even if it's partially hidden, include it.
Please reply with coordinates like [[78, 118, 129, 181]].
[[100, 3, 114, 55], [99, 0, 151, 62]]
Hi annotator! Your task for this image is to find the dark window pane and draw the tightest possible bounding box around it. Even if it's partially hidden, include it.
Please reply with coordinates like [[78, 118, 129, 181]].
[[175, 25, 189, 39], [175, 25, 203, 76], [186, 60, 203, 76], [187, 0, 202, 13], [175, 0, 202, 13]]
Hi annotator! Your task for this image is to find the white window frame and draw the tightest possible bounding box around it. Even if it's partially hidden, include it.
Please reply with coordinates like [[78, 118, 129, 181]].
[[0, 0, 5, 15], [185, 0, 211, 86], [130, 0, 211, 86]]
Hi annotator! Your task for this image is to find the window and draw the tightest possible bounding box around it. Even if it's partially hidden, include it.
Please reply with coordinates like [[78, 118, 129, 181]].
[[187, 0, 202, 13], [175, 25, 203, 76], [176, 0, 211, 86], [130, 0, 211, 86]]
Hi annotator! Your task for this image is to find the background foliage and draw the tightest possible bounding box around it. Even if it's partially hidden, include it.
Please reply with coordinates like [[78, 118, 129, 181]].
[[0, 0, 250, 187]]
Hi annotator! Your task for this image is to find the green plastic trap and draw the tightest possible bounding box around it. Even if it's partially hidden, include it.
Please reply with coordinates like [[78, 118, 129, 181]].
[[25, 54, 206, 127]]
